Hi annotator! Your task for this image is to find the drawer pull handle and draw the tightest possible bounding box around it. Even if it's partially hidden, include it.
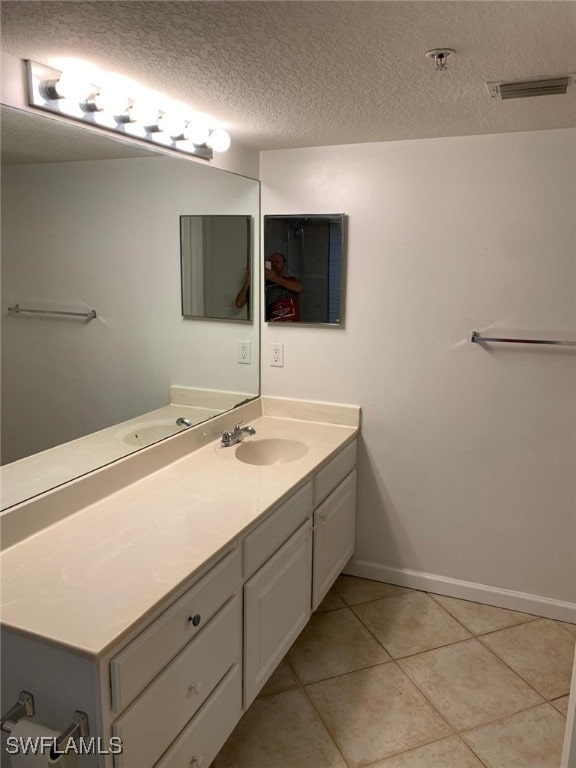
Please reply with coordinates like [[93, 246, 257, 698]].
[[188, 681, 203, 696], [188, 614, 201, 627], [190, 756, 203, 767]]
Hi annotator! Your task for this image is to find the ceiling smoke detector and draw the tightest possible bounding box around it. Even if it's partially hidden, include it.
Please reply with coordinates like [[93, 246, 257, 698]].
[[486, 75, 575, 99]]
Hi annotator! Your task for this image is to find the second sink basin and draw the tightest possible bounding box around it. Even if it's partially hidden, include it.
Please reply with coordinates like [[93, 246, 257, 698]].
[[235, 438, 308, 466], [121, 421, 184, 447]]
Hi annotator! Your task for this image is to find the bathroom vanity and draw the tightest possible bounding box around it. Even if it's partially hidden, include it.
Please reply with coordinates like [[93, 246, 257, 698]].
[[0, 398, 359, 768]]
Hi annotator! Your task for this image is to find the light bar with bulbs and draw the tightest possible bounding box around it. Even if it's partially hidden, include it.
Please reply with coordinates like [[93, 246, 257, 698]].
[[24, 60, 231, 160]]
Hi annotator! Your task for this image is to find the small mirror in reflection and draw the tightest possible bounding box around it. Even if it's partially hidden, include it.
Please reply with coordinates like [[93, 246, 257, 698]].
[[181, 215, 252, 321], [263, 214, 345, 325]]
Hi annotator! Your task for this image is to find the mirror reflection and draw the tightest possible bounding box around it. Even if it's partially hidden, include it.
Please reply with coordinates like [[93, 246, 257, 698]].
[[180, 215, 251, 321], [0, 106, 260, 510], [264, 214, 345, 325]]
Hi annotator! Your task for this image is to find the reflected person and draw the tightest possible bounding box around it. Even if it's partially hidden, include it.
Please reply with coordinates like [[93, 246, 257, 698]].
[[265, 252, 303, 322], [235, 266, 250, 310]]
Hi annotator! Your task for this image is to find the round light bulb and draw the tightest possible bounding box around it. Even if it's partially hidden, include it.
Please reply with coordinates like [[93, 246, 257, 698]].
[[93, 88, 129, 117], [185, 118, 210, 146], [159, 113, 186, 138], [206, 129, 231, 153], [129, 101, 161, 129], [51, 71, 91, 102]]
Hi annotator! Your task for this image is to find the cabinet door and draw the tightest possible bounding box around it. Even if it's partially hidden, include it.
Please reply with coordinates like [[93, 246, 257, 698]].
[[312, 469, 356, 610], [243, 520, 312, 707]]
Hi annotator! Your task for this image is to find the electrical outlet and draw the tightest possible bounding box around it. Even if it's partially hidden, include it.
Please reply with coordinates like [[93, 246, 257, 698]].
[[237, 340, 251, 364], [270, 342, 284, 367]]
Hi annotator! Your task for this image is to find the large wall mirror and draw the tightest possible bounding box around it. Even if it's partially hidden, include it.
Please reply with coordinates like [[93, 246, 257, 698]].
[[264, 214, 345, 325], [0, 105, 260, 510]]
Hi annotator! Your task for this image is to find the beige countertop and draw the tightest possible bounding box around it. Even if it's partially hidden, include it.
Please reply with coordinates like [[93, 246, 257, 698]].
[[0, 405, 358, 659]]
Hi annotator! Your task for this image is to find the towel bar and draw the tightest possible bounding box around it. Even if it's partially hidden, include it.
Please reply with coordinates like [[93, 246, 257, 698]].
[[471, 331, 576, 347]]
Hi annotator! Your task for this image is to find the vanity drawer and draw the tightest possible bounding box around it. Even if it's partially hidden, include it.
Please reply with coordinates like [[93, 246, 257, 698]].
[[113, 595, 241, 768], [243, 481, 313, 578], [110, 547, 240, 713], [314, 440, 357, 506], [154, 663, 241, 768]]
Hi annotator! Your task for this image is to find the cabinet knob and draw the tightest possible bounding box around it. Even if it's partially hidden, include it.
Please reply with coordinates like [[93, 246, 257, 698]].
[[188, 614, 201, 626], [190, 756, 203, 767], [188, 681, 203, 696]]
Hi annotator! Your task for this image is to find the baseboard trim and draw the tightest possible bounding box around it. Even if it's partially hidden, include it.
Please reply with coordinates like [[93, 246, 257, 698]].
[[343, 558, 576, 623]]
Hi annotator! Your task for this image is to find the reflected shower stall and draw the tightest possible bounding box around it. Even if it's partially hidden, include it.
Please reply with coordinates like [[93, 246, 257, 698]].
[[264, 216, 343, 324]]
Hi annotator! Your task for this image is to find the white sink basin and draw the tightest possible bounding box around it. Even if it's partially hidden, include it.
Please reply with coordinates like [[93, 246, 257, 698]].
[[235, 438, 308, 466]]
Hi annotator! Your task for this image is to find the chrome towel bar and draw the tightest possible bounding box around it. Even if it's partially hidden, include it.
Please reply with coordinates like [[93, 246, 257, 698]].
[[471, 331, 576, 347], [8, 304, 97, 320]]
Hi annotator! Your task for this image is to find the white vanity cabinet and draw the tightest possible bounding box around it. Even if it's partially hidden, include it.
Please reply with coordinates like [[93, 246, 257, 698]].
[[1, 436, 357, 768]]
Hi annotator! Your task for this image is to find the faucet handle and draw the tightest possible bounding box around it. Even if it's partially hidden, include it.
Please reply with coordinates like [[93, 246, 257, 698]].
[[233, 421, 244, 433]]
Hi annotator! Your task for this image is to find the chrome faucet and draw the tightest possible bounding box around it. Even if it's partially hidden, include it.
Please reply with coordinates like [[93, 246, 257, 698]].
[[221, 421, 256, 447], [176, 417, 194, 428]]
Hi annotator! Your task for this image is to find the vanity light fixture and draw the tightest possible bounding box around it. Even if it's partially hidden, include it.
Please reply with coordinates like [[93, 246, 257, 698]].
[[425, 48, 456, 72], [25, 59, 231, 160]]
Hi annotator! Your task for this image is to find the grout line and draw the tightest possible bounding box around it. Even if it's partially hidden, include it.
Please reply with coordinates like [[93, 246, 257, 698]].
[[453, 733, 492, 768], [474, 632, 570, 702], [350, 604, 477, 662], [459, 699, 561, 736], [389, 658, 458, 736], [257, 653, 353, 767], [290, 657, 395, 687], [351, 734, 472, 768], [334, 587, 419, 610], [298, 679, 354, 768], [427, 591, 541, 635]]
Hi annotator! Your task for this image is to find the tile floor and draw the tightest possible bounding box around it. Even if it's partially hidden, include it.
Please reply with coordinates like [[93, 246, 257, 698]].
[[213, 576, 575, 768]]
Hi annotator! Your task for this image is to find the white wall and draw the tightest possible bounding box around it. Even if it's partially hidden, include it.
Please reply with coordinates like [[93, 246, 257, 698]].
[[261, 128, 576, 614], [1, 156, 259, 462]]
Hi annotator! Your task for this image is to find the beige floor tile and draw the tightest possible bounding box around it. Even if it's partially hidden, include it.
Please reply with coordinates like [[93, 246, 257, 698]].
[[352, 591, 471, 658], [288, 607, 391, 683], [551, 695, 569, 716], [258, 658, 299, 696], [430, 594, 534, 635], [367, 736, 485, 768], [213, 688, 347, 768], [315, 588, 346, 613], [461, 704, 566, 768], [480, 618, 576, 699], [333, 575, 410, 605], [561, 620, 576, 636], [305, 662, 452, 768], [399, 638, 543, 731]]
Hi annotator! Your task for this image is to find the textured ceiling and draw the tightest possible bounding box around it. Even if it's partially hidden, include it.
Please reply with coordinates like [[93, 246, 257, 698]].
[[1, 1, 575, 151]]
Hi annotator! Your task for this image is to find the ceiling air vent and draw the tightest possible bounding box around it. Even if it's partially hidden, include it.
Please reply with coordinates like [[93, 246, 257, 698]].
[[486, 75, 574, 100]]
